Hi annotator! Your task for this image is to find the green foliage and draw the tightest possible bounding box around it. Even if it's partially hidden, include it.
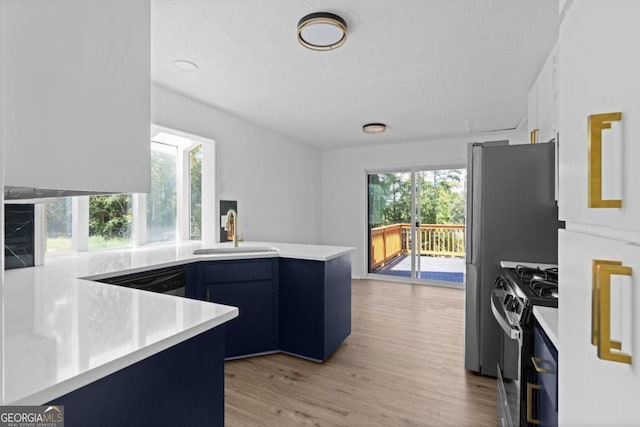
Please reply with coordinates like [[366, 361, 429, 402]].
[[419, 169, 465, 225], [89, 194, 132, 239], [369, 169, 466, 227], [369, 173, 412, 227]]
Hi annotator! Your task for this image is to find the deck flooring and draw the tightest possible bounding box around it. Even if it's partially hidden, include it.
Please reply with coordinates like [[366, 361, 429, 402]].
[[374, 255, 466, 283], [224, 279, 497, 426]]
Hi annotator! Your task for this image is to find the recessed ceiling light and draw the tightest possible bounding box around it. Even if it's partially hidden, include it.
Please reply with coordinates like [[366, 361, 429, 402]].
[[173, 60, 199, 71], [363, 123, 386, 134], [297, 12, 347, 51]]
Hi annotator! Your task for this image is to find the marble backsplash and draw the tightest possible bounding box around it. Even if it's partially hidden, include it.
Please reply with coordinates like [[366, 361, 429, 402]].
[[4, 204, 35, 269]]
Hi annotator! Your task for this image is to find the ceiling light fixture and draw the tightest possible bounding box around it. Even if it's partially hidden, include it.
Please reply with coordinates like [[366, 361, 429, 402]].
[[297, 12, 347, 51], [362, 123, 386, 134], [173, 60, 199, 71]]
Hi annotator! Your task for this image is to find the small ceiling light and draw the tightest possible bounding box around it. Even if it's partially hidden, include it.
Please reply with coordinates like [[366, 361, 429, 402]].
[[173, 60, 199, 71], [363, 123, 386, 134], [297, 12, 347, 51]]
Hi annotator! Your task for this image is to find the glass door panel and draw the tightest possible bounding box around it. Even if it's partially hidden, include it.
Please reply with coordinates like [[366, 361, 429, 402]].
[[368, 172, 412, 277]]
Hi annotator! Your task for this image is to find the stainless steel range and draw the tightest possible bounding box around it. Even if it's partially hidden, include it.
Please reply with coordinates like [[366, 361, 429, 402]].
[[492, 264, 558, 427]]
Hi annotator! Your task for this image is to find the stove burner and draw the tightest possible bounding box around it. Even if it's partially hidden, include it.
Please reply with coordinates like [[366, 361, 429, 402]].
[[515, 265, 558, 286], [530, 279, 558, 298]]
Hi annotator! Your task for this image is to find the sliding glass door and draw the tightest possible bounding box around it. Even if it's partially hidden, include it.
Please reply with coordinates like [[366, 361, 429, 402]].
[[367, 167, 466, 285]]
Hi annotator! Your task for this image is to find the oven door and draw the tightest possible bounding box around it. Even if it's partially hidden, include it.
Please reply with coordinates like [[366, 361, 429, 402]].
[[491, 288, 522, 427]]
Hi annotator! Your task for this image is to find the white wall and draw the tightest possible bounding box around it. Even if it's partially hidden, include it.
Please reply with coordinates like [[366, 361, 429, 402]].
[[151, 84, 321, 244], [320, 130, 528, 278]]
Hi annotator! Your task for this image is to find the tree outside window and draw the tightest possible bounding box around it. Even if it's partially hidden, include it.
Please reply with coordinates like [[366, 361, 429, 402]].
[[89, 194, 132, 250]]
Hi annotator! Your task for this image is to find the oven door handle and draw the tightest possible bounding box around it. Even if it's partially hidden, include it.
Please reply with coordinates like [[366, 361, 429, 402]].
[[491, 290, 521, 341]]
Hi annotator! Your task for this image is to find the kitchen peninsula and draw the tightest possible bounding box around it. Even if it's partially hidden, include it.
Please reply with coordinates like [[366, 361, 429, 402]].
[[2, 241, 353, 426]]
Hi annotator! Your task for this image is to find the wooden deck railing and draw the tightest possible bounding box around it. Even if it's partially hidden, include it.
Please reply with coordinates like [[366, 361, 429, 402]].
[[370, 223, 465, 270]]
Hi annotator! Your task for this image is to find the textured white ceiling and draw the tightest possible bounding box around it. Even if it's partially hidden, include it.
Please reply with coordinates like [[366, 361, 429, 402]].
[[151, 0, 559, 149]]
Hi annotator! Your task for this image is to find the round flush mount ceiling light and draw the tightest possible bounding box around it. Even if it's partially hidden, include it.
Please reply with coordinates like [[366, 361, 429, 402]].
[[173, 60, 199, 71], [297, 12, 347, 51], [362, 123, 386, 134]]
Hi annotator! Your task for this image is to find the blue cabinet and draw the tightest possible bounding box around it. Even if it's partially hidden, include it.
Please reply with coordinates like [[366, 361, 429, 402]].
[[533, 327, 558, 426], [48, 326, 226, 427], [279, 254, 351, 361], [190, 259, 279, 358], [186, 254, 351, 362]]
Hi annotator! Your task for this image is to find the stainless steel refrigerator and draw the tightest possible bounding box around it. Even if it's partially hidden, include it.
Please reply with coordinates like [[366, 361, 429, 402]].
[[464, 141, 558, 379]]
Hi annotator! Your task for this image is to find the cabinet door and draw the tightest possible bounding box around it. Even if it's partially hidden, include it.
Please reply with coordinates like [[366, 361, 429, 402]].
[[206, 281, 276, 358], [536, 49, 556, 144], [529, 45, 557, 145], [559, 230, 640, 426], [3, 0, 150, 193], [558, 1, 640, 230], [533, 328, 558, 426]]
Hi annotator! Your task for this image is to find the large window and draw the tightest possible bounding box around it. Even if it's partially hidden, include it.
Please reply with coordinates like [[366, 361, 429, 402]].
[[42, 127, 212, 253], [147, 142, 177, 243]]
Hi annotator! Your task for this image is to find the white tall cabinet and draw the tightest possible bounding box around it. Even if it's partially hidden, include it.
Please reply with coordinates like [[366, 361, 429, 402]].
[[2, 0, 150, 194], [558, 1, 640, 425]]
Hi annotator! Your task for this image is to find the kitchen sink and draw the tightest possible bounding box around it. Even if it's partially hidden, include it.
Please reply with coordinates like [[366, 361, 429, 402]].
[[192, 247, 279, 255]]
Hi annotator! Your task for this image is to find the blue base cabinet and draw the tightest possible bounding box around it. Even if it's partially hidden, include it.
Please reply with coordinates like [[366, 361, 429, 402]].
[[186, 254, 351, 362], [48, 326, 226, 427], [190, 259, 279, 358], [279, 254, 351, 361], [533, 327, 558, 426]]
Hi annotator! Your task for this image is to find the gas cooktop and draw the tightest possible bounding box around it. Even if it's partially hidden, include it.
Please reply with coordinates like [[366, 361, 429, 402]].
[[502, 265, 558, 309]]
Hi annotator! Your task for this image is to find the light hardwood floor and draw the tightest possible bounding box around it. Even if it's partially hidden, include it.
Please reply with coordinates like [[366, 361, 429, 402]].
[[225, 279, 498, 426]]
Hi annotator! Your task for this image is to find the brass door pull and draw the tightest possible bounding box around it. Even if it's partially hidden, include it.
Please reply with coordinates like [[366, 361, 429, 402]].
[[531, 356, 548, 373], [588, 112, 622, 208], [591, 259, 633, 364], [526, 382, 541, 425]]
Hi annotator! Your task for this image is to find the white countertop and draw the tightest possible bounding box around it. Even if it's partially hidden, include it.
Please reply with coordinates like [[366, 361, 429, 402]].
[[533, 306, 559, 349], [1, 241, 354, 405]]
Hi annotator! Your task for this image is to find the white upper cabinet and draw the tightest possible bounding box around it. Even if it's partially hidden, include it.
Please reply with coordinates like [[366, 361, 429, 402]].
[[2, 0, 150, 194], [528, 44, 558, 144], [558, 1, 640, 231]]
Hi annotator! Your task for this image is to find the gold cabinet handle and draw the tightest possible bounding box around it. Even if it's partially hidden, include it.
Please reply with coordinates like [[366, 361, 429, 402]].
[[530, 128, 539, 144], [531, 356, 548, 373], [592, 259, 633, 364], [588, 112, 622, 208], [592, 260, 622, 348], [526, 382, 541, 425]]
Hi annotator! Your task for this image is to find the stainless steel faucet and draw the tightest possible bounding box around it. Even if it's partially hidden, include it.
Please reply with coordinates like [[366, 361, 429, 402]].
[[226, 209, 238, 247]]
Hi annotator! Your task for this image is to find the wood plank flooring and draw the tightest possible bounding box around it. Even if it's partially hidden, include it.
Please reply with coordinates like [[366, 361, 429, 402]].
[[224, 279, 498, 426]]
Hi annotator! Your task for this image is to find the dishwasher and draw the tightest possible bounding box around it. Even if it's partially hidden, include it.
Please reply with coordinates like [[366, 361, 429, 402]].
[[96, 265, 186, 296]]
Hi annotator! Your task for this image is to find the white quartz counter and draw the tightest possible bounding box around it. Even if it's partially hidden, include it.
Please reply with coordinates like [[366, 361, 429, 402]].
[[533, 306, 559, 349], [1, 241, 354, 405]]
